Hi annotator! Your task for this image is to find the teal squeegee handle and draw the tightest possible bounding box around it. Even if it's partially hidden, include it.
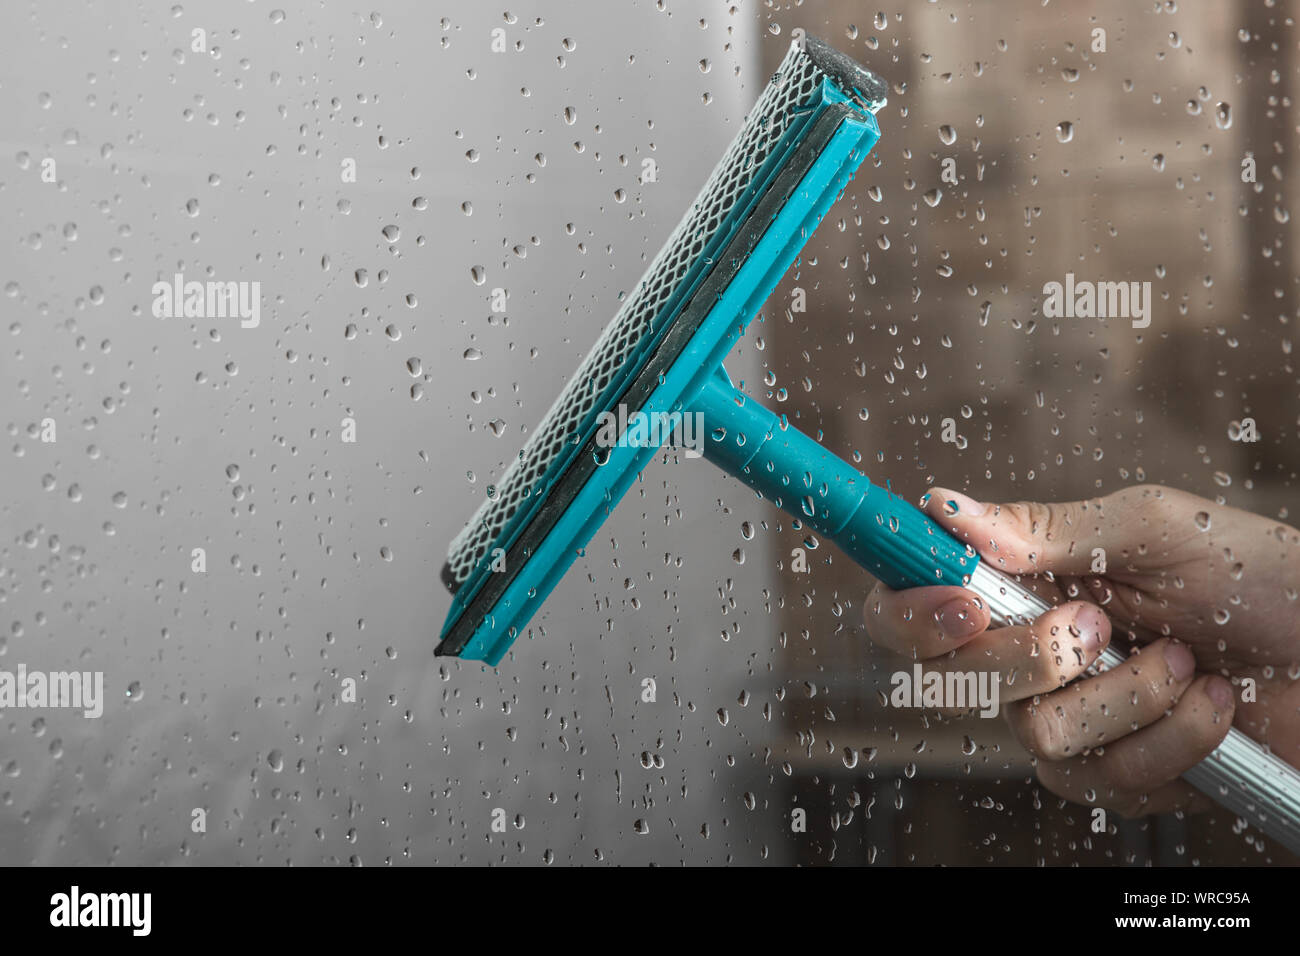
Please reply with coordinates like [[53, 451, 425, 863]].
[[688, 368, 1300, 855], [688, 369, 979, 589]]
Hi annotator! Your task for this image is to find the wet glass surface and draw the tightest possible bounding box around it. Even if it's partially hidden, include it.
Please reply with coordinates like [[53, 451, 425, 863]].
[[2, 1, 1297, 865]]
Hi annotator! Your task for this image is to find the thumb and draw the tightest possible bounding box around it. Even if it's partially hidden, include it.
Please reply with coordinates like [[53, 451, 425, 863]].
[[922, 487, 1118, 577]]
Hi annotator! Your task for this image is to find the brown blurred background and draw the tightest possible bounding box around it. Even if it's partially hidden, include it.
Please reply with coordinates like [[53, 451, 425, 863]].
[[757, 1, 1299, 864]]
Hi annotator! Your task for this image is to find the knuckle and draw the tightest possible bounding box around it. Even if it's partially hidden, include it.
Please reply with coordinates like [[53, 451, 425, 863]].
[[1015, 501, 1052, 559], [996, 500, 1073, 571], [1039, 502, 1074, 551], [980, 502, 1032, 567], [1021, 500, 1053, 534], [1019, 701, 1072, 761]]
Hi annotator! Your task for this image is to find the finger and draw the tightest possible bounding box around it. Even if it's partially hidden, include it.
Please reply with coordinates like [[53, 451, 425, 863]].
[[1005, 637, 1198, 760], [1059, 573, 1158, 641], [924, 601, 1110, 707], [1048, 574, 1156, 643], [1233, 673, 1300, 771], [862, 581, 990, 659], [919, 484, 1177, 578], [1035, 674, 1235, 817]]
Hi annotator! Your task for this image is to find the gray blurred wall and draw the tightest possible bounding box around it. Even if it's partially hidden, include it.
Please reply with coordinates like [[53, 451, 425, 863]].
[[0, 0, 794, 865]]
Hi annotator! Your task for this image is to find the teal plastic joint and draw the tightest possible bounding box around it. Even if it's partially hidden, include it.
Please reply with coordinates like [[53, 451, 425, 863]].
[[688, 369, 977, 590]]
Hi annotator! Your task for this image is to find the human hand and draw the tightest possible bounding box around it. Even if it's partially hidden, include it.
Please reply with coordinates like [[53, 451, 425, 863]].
[[863, 483, 1300, 817]]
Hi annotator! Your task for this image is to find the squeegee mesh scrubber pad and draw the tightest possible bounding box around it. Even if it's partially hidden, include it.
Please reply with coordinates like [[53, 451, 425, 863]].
[[445, 42, 825, 585]]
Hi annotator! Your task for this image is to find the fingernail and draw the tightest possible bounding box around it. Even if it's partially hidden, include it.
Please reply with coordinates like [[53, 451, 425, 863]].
[[933, 488, 985, 517], [1072, 603, 1109, 653], [935, 597, 978, 640], [1164, 640, 1196, 682], [1206, 676, 1234, 710]]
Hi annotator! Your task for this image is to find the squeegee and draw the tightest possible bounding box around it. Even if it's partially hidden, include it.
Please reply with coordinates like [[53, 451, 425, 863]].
[[437, 34, 1300, 853]]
